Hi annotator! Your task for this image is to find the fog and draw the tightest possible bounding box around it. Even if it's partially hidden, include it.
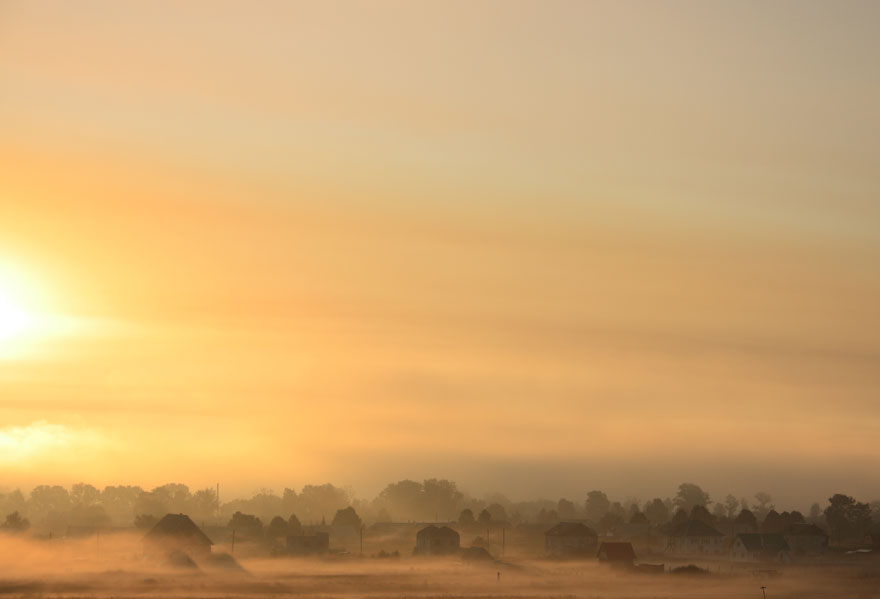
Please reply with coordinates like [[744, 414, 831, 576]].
[[0, 533, 878, 599]]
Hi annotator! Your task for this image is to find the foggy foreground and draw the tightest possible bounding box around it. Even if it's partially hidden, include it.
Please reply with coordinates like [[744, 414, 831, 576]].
[[0, 534, 878, 599]]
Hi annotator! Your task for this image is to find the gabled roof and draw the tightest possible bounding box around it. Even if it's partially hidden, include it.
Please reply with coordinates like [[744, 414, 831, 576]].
[[144, 514, 213, 547], [782, 523, 828, 537], [598, 542, 636, 560], [417, 525, 459, 539], [669, 519, 723, 538], [736, 533, 790, 552], [545, 521, 597, 537]]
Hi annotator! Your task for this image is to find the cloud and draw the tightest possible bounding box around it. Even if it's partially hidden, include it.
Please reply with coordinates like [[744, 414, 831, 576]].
[[0, 421, 106, 464]]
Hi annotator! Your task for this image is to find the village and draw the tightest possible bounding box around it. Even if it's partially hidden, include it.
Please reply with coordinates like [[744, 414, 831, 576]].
[[4, 480, 874, 577]]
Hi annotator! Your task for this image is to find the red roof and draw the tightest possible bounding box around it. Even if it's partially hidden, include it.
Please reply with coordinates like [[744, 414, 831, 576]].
[[597, 542, 636, 561]]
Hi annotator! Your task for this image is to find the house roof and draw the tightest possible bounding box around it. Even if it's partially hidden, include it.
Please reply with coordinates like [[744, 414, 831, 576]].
[[545, 521, 597, 538], [736, 533, 790, 552], [144, 514, 213, 547], [598, 542, 636, 560], [669, 519, 723, 538], [417, 525, 459, 539], [782, 523, 828, 537]]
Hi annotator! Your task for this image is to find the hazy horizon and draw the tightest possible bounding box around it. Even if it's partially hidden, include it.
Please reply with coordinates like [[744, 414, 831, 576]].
[[1, 1, 879, 511]]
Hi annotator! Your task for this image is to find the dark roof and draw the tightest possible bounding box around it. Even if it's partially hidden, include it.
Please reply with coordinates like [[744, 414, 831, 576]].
[[144, 514, 213, 547], [545, 522, 597, 537], [417, 525, 459, 539], [782, 523, 828, 537], [461, 546, 494, 561], [669, 519, 723, 538], [736, 533, 790, 552], [598, 542, 636, 560]]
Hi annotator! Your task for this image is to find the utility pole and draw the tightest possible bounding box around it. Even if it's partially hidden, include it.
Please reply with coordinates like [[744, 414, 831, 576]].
[[231, 529, 236, 555], [760, 586, 767, 599], [502, 527, 505, 557], [216, 483, 220, 525], [360, 526, 364, 557]]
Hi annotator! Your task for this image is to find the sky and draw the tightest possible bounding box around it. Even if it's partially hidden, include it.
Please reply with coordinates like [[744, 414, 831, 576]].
[[0, 0, 878, 509]]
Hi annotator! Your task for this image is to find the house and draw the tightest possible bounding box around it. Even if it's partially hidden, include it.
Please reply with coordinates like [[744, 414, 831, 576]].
[[597, 542, 636, 566], [729, 533, 792, 563], [461, 545, 494, 562], [781, 524, 828, 556], [665, 519, 725, 556], [414, 525, 460, 555], [544, 522, 598, 557], [143, 513, 213, 558], [286, 532, 330, 555]]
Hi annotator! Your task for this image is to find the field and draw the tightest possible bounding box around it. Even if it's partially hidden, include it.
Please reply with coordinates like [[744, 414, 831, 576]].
[[1, 535, 879, 599]]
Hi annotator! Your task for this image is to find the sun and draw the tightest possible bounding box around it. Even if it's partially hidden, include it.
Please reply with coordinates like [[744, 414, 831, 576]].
[[0, 287, 33, 341]]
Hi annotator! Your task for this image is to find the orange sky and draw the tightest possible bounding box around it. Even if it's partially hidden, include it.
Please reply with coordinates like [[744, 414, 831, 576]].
[[1, 0, 878, 507]]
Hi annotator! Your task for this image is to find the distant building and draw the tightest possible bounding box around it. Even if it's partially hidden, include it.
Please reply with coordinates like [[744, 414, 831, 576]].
[[597, 541, 636, 566], [781, 524, 828, 556], [461, 545, 494, 562], [143, 514, 213, 558], [414, 525, 460, 556], [665, 519, 725, 556], [729, 533, 792, 563], [286, 532, 330, 555], [544, 522, 598, 557]]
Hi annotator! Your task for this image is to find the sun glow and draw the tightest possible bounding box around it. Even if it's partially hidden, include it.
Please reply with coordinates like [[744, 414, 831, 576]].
[[0, 260, 59, 355]]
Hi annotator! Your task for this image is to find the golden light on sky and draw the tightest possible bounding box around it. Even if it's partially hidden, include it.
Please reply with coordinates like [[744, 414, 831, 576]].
[[1, 0, 878, 507]]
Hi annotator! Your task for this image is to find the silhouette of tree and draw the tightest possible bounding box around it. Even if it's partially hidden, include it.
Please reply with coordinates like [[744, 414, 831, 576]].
[[101, 486, 143, 525], [789, 510, 805, 525], [70, 483, 100, 507], [228, 511, 263, 540], [332, 506, 362, 533], [629, 510, 649, 525], [585, 491, 610, 523], [191, 488, 219, 523], [458, 508, 475, 525], [478, 509, 491, 524], [690, 504, 714, 525], [724, 495, 739, 519], [808, 502, 822, 523], [557, 499, 576, 518], [599, 511, 624, 533], [536, 508, 558, 524], [824, 494, 872, 545], [134, 513, 157, 529], [485, 503, 508, 523], [753, 492, 773, 520], [266, 516, 289, 539], [667, 508, 688, 532], [1, 511, 30, 533], [287, 513, 303, 536], [673, 483, 710, 512], [376, 507, 392, 523], [762, 509, 783, 532], [644, 498, 669, 525], [734, 508, 758, 531]]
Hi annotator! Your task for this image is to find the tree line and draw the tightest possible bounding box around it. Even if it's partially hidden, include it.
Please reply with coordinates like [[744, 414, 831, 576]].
[[1, 480, 877, 546]]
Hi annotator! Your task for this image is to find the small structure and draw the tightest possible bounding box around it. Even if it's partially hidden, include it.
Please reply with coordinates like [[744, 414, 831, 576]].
[[665, 519, 725, 556], [597, 541, 636, 567], [286, 532, 330, 555], [782, 524, 828, 556], [143, 513, 213, 559], [544, 522, 598, 557], [414, 525, 460, 556], [461, 545, 494, 562], [729, 533, 792, 563]]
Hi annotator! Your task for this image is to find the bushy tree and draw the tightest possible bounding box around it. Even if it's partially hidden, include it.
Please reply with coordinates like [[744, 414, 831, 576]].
[[458, 508, 475, 525], [557, 499, 576, 518], [134, 513, 157, 529], [1, 511, 30, 533], [332, 506, 362, 533], [734, 508, 758, 531], [288, 513, 303, 536], [266, 516, 289, 539], [644, 498, 670, 525], [824, 494, 872, 545], [673, 483, 710, 512], [585, 491, 610, 523]]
